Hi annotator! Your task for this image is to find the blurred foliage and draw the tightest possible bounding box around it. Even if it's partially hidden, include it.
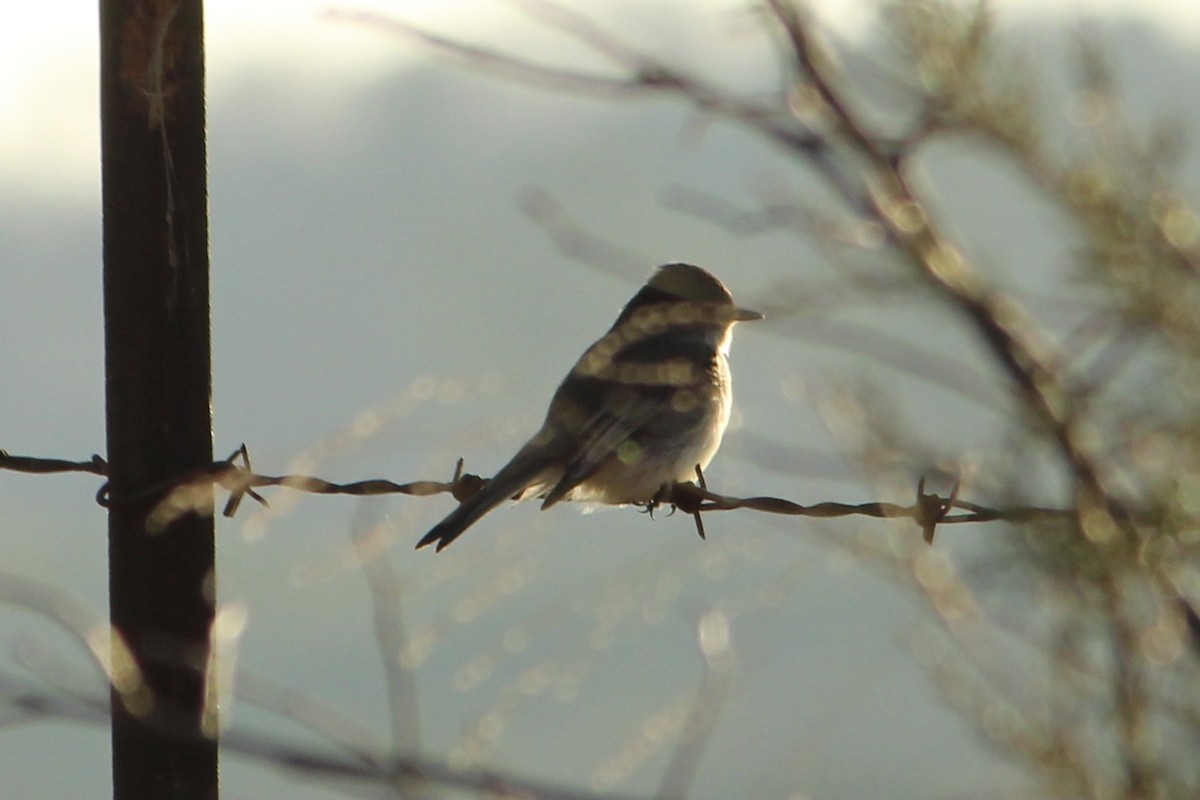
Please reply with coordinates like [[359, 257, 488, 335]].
[[867, 2, 1200, 798]]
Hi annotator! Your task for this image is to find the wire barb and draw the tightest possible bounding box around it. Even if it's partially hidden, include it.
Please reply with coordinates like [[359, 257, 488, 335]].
[[2, 447, 1070, 538]]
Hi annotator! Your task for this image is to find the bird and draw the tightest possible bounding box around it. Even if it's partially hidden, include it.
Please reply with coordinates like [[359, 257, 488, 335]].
[[416, 262, 761, 551]]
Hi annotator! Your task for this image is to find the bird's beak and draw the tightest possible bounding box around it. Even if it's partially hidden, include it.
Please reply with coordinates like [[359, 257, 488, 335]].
[[734, 306, 764, 322]]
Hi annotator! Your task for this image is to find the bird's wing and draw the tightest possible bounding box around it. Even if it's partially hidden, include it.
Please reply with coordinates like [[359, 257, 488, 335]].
[[540, 327, 717, 509], [538, 380, 673, 509]]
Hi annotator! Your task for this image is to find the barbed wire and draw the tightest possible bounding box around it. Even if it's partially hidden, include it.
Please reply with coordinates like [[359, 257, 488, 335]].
[[1, 445, 1069, 545]]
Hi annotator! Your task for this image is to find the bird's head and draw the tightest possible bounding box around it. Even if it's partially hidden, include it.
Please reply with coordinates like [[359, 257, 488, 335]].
[[643, 263, 762, 324]]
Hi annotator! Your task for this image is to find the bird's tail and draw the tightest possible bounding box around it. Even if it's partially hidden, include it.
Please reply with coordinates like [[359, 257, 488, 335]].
[[416, 446, 556, 551]]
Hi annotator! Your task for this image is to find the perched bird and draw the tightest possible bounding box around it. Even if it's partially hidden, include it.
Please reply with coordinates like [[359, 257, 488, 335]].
[[417, 263, 761, 551]]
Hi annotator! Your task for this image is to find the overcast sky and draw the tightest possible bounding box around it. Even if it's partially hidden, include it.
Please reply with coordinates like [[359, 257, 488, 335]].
[[3, 0, 1199, 194]]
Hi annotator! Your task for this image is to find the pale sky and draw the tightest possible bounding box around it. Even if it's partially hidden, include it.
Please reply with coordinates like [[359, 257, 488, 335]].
[[3, 0, 1198, 195]]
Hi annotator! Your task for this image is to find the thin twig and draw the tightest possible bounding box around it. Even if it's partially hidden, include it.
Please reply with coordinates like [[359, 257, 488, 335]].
[[0, 671, 650, 800]]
